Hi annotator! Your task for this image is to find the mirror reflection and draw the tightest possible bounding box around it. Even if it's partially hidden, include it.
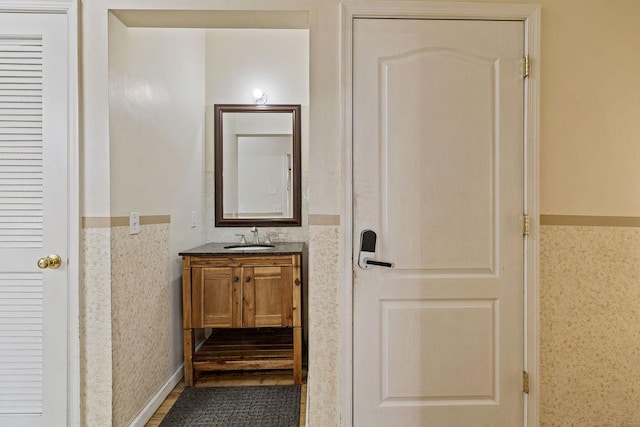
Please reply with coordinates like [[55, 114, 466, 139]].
[[215, 105, 301, 226]]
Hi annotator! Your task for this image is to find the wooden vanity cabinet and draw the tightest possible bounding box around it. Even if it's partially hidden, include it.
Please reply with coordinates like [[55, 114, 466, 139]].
[[181, 250, 302, 387]]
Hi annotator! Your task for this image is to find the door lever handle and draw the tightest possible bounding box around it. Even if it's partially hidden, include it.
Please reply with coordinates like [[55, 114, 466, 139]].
[[364, 259, 393, 268], [358, 229, 394, 269]]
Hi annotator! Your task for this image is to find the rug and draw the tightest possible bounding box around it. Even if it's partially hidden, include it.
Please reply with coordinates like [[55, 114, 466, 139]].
[[159, 385, 301, 427]]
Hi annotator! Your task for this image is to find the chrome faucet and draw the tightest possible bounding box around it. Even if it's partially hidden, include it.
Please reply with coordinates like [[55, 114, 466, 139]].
[[251, 226, 260, 244]]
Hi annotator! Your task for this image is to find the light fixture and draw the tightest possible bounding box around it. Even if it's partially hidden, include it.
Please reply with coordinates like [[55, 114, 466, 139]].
[[252, 89, 268, 105]]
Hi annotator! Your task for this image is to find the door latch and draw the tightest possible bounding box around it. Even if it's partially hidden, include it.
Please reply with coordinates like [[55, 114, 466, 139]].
[[358, 229, 393, 269]]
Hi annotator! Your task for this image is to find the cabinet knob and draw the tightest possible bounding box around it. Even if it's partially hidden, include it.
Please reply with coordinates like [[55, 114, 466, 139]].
[[245, 276, 251, 283], [232, 276, 239, 283]]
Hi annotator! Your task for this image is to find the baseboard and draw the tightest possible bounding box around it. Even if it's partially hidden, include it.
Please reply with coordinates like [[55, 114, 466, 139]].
[[305, 374, 310, 427], [128, 338, 206, 427], [128, 365, 183, 427]]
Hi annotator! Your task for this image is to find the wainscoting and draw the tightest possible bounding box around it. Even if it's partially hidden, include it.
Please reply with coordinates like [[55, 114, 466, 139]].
[[540, 217, 640, 425]]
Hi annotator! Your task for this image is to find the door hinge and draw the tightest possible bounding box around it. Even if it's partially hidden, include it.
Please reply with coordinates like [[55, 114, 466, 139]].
[[523, 371, 530, 394], [523, 55, 530, 78], [522, 214, 530, 236]]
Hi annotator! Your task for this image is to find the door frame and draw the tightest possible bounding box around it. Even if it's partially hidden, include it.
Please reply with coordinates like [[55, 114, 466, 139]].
[[0, 1, 80, 425], [340, 2, 540, 426]]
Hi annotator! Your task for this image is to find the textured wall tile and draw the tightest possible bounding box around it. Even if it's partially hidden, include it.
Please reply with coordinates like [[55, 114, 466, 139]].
[[541, 225, 640, 426], [111, 224, 172, 427], [80, 228, 113, 427], [307, 225, 341, 426]]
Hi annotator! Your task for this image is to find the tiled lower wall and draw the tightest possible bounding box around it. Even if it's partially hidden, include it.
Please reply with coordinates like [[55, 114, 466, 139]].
[[81, 221, 173, 427], [540, 224, 640, 426], [111, 224, 172, 427], [80, 228, 113, 426], [307, 222, 341, 426]]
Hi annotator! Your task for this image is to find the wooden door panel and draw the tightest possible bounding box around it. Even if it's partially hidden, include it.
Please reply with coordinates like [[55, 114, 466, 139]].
[[192, 267, 240, 328], [382, 50, 496, 273], [253, 266, 293, 327], [382, 300, 496, 400]]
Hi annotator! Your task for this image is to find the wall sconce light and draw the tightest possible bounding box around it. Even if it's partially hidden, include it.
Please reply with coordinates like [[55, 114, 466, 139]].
[[252, 89, 268, 105]]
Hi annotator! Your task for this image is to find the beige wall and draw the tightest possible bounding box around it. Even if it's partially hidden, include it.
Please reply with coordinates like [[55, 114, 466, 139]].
[[537, 0, 640, 216]]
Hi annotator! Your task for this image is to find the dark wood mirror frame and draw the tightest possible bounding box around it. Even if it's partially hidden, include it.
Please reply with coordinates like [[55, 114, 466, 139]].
[[214, 104, 302, 227]]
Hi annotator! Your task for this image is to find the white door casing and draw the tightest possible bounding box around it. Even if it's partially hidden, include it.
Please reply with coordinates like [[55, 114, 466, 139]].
[[0, 3, 78, 426], [342, 3, 540, 427]]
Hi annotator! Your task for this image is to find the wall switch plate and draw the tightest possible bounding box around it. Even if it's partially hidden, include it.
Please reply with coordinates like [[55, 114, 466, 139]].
[[191, 211, 197, 228], [129, 211, 140, 235]]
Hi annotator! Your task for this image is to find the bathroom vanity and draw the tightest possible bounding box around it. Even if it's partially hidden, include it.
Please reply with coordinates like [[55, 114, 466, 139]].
[[179, 242, 304, 386]]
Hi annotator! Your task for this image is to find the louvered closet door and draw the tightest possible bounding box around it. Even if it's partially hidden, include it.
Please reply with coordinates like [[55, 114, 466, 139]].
[[0, 13, 68, 427]]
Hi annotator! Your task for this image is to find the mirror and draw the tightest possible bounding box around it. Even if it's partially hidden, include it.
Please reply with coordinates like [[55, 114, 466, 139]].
[[214, 104, 301, 226]]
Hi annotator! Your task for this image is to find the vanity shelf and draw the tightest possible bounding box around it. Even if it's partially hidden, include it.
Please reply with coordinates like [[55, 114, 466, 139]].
[[194, 328, 295, 372], [180, 243, 304, 386]]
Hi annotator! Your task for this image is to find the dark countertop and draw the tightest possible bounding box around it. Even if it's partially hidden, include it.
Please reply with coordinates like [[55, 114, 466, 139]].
[[179, 242, 305, 257]]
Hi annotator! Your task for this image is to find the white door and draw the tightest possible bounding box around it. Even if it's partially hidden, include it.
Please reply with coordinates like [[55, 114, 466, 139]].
[[353, 19, 525, 426], [0, 13, 69, 427]]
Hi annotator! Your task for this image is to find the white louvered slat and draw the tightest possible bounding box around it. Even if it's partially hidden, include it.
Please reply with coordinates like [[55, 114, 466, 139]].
[[0, 209, 42, 217], [0, 129, 42, 137], [0, 273, 42, 414], [0, 85, 42, 93], [0, 176, 42, 182], [0, 217, 42, 223], [0, 229, 43, 236], [0, 102, 42, 109], [0, 63, 42, 71], [3, 201, 42, 211], [0, 112, 41, 119], [0, 120, 42, 129], [0, 93, 42, 100], [0, 114, 41, 120], [0, 175, 42, 184]]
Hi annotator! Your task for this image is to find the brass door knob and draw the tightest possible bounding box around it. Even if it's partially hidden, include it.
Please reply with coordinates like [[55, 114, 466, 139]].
[[37, 254, 62, 269]]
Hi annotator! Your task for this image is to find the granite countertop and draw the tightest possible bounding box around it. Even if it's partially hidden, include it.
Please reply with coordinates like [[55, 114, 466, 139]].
[[179, 242, 305, 257]]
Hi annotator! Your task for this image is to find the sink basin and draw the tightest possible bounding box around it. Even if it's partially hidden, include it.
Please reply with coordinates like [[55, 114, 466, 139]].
[[224, 244, 275, 251]]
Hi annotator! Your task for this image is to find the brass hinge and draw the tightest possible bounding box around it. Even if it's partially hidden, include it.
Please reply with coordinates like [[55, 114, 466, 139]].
[[522, 214, 530, 236], [523, 55, 530, 78], [523, 371, 530, 394]]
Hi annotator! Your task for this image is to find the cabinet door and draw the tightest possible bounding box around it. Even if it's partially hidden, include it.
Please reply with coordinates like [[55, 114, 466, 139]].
[[192, 267, 242, 328], [243, 266, 293, 327]]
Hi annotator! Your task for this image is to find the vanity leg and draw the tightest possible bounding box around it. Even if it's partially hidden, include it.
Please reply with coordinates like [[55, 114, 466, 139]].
[[183, 328, 195, 387], [293, 326, 302, 385]]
